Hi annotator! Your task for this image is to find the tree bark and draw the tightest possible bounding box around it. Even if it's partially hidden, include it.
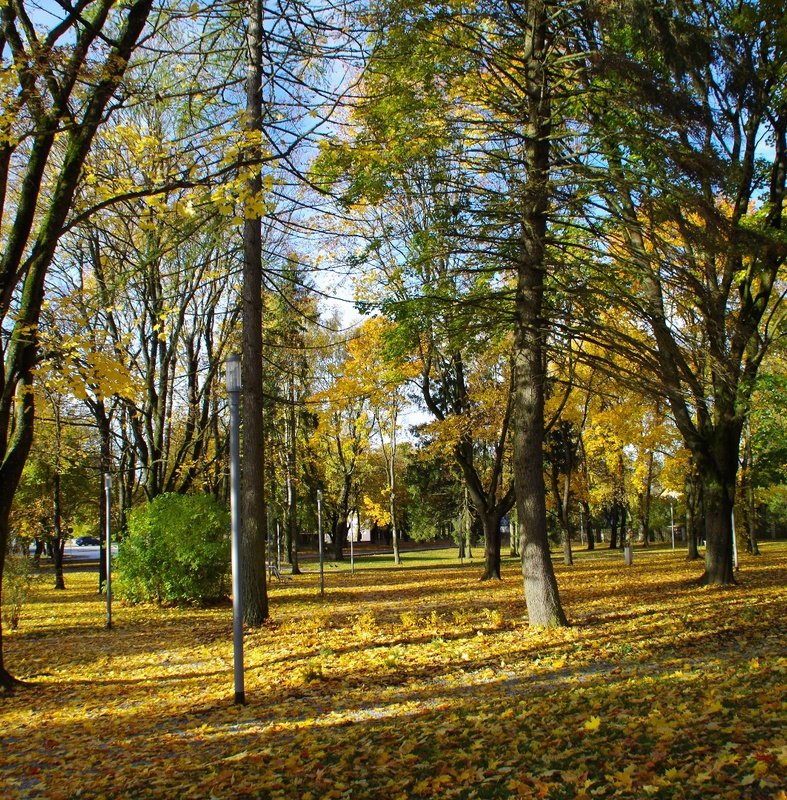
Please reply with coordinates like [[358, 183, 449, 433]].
[[511, 0, 567, 628], [581, 502, 595, 551], [699, 476, 735, 585], [241, 0, 269, 624], [284, 378, 301, 574], [609, 504, 619, 549], [685, 469, 699, 560], [52, 471, 66, 591], [513, 252, 566, 624], [479, 509, 505, 580]]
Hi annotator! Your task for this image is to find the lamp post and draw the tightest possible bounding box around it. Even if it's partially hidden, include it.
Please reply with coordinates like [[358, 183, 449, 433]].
[[317, 489, 324, 598], [665, 491, 681, 551], [731, 507, 739, 571], [226, 354, 245, 705], [104, 473, 112, 630]]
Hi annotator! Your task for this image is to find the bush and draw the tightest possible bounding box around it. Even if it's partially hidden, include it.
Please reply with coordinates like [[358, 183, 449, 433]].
[[116, 493, 230, 605], [2, 552, 34, 630]]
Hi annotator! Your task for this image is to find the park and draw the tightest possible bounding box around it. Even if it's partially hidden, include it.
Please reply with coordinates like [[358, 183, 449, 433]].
[[1, 542, 785, 798], [1, 1, 787, 797]]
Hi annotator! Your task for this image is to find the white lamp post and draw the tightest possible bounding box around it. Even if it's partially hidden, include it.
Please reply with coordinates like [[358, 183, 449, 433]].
[[665, 491, 681, 551], [226, 354, 245, 705]]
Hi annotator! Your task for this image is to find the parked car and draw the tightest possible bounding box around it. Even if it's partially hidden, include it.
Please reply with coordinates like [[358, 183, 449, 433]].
[[75, 536, 101, 546]]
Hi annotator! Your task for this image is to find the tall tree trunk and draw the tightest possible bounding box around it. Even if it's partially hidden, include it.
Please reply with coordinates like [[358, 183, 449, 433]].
[[52, 471, 66, 591], [285, 380, 301, 574], [0, 377, 35, 690], [512, 0, 567, 628], [692, 428, 740, 584], [700, 475, 735, 585], [641, 451, 654, 547], [480, 510, 504, 580], [549, 460, 573, 566], [742, 424, 760, 556], [685, 469, 699, 560], [334, 519, 348, 561], [582, 502, 594, 551], [609, 504, 619, 549], [241, 0, 268, 624]]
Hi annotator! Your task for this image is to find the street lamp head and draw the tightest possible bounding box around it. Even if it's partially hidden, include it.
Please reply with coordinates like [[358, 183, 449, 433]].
[[104, 473, 112, 490], [225, 354, 241, 393]]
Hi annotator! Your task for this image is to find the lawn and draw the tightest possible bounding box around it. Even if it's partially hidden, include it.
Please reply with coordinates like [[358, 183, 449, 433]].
[[1, 543, 786, 799]]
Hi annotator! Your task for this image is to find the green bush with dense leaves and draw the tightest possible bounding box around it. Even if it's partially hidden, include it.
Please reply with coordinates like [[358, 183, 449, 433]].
[[116, 493, 230, 605]]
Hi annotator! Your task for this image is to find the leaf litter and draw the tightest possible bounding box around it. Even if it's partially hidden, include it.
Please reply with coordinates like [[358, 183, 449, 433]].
[[1, 544, 786, 799]]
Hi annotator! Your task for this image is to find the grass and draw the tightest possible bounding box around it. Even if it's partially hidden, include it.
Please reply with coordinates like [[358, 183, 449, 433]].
[[1, 542, 785, 799]]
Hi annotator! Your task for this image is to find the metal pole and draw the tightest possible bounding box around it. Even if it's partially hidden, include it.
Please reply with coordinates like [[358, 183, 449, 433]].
[[228, 369, 245, 705], [104, 473, 112, 630], [731, 507, 738, 571], [317, 490, 324, 598], [670, 501, 675, 551]]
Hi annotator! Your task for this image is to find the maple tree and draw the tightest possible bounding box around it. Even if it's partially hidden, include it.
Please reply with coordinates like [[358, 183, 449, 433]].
[[308, 321, 376, 560], [336, 317, 413, 563]]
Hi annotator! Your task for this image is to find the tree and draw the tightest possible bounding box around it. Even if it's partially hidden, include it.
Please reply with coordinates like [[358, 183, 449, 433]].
[[341, 317, 414, 564], [240, 0, 269, 624], [309, 323, 375, 561], [263, 260, 322, 575], [0, 0, 156, 690], [586, 0, 787, 584], [315, 0, 583, 622]]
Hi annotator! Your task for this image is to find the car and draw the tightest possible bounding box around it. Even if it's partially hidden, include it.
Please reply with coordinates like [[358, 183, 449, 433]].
[[75, 536, 102, 546]]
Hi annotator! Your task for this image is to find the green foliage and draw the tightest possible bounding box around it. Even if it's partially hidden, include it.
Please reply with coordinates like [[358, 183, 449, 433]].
[[116, 494, 230, 605], [1, 552, 34, 630]]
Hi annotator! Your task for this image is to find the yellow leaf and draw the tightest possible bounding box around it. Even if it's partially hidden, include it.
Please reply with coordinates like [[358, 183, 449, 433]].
[[583, 716, 601, 731], [753, 760, 768, 776]]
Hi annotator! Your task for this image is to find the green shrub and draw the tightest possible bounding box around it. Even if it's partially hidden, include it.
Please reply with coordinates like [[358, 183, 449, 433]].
[[116, 493, 230, 605], [2, 552, 34, 630]]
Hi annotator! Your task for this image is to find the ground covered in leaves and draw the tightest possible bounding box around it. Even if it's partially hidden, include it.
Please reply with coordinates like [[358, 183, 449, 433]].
[[2, 544, 786, 799]]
